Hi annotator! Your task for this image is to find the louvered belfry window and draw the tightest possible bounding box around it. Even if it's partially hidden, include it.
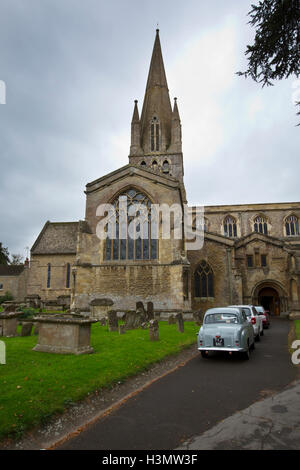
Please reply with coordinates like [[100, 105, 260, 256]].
[[150, 117, 160, 151]]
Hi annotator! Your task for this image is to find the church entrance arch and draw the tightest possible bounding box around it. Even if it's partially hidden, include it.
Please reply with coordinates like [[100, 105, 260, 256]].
[[252, 280, 288, 316]]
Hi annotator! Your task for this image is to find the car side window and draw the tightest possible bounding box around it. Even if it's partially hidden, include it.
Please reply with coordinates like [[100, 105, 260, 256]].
[[242, 312, 247, 323]]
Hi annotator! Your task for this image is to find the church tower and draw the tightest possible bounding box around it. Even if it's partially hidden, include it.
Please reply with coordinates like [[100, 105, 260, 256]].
[[129, 29, 184, 182]]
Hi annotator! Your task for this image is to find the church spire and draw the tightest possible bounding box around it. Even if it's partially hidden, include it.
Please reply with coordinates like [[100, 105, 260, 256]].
[[130, 100, 142, 156], [140, 29, 173, 154]]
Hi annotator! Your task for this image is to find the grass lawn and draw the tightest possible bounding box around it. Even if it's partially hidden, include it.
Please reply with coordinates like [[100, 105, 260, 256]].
[[0, 321, 198, 440]]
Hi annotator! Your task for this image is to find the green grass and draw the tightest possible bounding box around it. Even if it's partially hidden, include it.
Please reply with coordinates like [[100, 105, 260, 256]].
[[0, 321, 198, 440], [295, 320, 300, 340]]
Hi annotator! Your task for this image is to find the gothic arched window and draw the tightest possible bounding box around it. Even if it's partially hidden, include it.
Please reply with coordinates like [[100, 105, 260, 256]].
[[194, 261, 214, 298], [105, 188, 158, 261], [285, 215, 299, 236], [224, 216, 237, 238], [253, 215, 268, 235], [47, 263, 51, 288], [150, 116, 160, 151], [66, 263, 71, 288], [162, 160, 170, 174]]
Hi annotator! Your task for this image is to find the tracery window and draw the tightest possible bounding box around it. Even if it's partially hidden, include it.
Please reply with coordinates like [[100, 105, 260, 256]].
[[224, 216, 237, 238], [105, 188, 158, 261], [285, 215, 299, 236], [254, 215, 268, 235], [150, 116, 160, 151], [194, 261, 214, 298]]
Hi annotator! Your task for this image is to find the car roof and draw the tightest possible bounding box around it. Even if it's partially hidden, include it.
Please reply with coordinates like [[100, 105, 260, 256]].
[[229, 305, 254, 308], [205, 307, 241, 315]]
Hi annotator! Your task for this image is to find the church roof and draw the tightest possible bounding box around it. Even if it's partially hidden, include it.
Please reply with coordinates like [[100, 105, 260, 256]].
[[0, 265, 25, 276], [31, 221, 79, 255]]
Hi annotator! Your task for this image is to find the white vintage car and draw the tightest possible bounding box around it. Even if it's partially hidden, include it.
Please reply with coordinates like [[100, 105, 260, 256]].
[[197, 307, 255, 360], [229, 305, 264, 341]]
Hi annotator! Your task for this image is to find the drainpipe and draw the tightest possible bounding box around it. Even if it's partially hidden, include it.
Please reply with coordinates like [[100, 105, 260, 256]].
[[226, 248, 233, 304]]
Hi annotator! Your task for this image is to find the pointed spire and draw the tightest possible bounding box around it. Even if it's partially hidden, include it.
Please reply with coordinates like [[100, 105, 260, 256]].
[[140, 29, 173, 153], [130, 99, 142, 155], [131, 99, 140, 122], [169, 97, 182, 153], [172, 97, 180, 120]]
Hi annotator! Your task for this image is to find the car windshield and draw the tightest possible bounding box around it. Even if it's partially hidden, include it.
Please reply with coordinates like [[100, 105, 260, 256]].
[[255, 306, 264, 313], [241, 307, 251, 317], [205, 313, 239, 324]]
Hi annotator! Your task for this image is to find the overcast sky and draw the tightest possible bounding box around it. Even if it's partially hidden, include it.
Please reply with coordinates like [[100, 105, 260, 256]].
[[0, 0, 299, 258]]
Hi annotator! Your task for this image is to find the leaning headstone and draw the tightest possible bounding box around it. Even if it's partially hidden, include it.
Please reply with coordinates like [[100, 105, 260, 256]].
[[119, 324, 126, 335], [20, 322, 33, 337], [175, 313, 184, 333], [147, 302, 154, 320], [168, 314, 176, 325], [149, 319, 159, 341], [107, 310, 118, 332]]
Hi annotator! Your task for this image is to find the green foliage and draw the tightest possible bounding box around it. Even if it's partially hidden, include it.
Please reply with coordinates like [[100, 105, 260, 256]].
[[295, 320, 300, 340], [17, 307, 36, 319], [239, 0, 300, 85], [0, 291, 13, 305], [238, 0, 300, 122], [0, 321, 198, 440], [0, 243, 10, 265]]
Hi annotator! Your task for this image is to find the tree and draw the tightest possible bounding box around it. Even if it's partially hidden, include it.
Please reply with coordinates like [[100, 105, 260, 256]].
[[0, 243, 10, 265], [10, 254, 24, 265], [238, 0, 300, 121]]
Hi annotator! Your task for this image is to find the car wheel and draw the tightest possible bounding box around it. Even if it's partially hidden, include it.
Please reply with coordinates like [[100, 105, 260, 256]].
[[242, 343, 250, 360], [201, 351, 208, 358], [256, 332, 260, 342], [260, 328, 264, 336], [251, 340, 255, 351]]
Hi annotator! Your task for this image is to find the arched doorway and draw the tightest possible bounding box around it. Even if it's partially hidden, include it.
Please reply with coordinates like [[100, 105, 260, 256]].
[[252, 280, 288, 316], [258, 286, 280, 316]]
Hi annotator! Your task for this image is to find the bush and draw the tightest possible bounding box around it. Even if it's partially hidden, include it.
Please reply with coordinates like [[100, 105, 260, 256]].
[[18, 307, 36, 319], [0, 291, 13, 304]]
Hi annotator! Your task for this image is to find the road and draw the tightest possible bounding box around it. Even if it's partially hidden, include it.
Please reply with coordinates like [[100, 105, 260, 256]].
[[57, 318, 298, 450]]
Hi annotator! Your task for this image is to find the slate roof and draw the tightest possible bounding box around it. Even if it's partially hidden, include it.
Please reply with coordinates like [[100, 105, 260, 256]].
[[31, 221, 79, 255], [0, 265, 24, 276]]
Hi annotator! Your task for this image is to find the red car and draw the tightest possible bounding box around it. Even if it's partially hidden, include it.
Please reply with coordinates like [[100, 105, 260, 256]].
[[255, 306, 271, 329]]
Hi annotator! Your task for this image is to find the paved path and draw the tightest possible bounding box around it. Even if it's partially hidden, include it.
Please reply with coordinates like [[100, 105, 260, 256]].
[[58, 318, 298, 450], [177, 379, 300, 450]]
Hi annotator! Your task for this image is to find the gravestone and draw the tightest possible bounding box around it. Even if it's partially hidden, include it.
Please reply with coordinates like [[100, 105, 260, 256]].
[[147, 302, 154, 320], [168, 314, 176, 325], [33, 313, 97, 354], [0, 311, 22, 337], [90, 298, 114, 319], [99, 318, 107, 327], [107, 310, 118, 332], [119, 324, 126, 335], [136, 302, 147, 323], [149, 319, 159, 341], [20, 322, 33, 337], [175, 313, 184, 333], [193, 310, 202, 325]]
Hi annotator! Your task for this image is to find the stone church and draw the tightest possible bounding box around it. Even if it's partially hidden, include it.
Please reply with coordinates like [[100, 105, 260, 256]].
[[18, 30, 300, 318]]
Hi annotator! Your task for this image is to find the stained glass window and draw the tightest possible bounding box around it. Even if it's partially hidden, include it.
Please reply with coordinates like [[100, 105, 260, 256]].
[[194, 261, 214, 298], [105, 188, 157, 261]]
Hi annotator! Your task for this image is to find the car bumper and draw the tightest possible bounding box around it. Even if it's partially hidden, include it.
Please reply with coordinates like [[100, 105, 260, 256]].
[[198, 346, 247, 353]]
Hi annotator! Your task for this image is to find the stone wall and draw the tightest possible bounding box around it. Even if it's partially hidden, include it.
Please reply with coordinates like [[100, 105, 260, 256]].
[[27, 254, 75, 302]]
